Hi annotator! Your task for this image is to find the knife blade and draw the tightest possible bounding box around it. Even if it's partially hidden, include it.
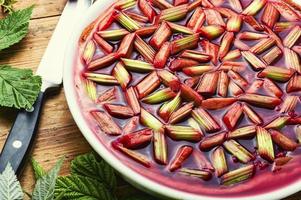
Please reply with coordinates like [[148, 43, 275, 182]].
[[0, 0, 92, 175]]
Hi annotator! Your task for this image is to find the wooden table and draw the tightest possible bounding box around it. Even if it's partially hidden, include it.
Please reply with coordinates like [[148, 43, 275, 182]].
[[0, 1, 300, 199]]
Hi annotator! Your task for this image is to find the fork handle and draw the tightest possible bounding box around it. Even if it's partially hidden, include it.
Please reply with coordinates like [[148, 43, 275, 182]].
[[0, 92, 45, 175]]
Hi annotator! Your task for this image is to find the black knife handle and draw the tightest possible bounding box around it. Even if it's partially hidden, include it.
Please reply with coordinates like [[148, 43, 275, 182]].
[[0, 92, 45, 175]]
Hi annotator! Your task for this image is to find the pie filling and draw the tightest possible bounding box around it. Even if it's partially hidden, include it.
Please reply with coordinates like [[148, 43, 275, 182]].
[[76, 0, 301, 195]]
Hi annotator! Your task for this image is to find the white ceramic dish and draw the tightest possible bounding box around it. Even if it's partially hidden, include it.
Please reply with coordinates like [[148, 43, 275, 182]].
[[63, 0, 301, 199]]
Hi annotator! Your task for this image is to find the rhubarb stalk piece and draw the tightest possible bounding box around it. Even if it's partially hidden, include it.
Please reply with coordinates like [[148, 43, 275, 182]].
[[157, 70, 181, 92], [239, 32, 268, 40], [228, 125, 257, 139], [228, 70, 248, 88], [284, 48, 301, 73], [280, 96, 298, 113], [112, 62, 131, 89], [229, 81, 244, 96], [135, 72, 161, 99], [121, 58, 154, 73], [169, 145, 193, 171], [217, 71, 229, 97], [200, 40, 219, 65], [180, 84, 203, 106], [159, 4, 188, 22], [93, 33, 114, 54], [166, 125, 203, 142], [187, 7, 205, 32], [135, 25, 158, 37], [222, 49, 241, 61], [140, 108, 163, 131], [179, 168, 212, 180], [242, 104, 263, 125], [227, 14, 242, 32], [142, 88, 176, 104], [84, 79, 97, 102], [138, 0, 156, 22], [263, 78, 283, 98], [242, 0, 267, 16], [117, 33, 135, 58], [264, 116, 290, 130], [82, 40, 95, 64], [199, 25, 225, 40], [113, 143, 151, 167], [169, 58, 199, 71], [153, 129, 168, 164], [192, 108, 220, 132], [125, 87, 141, 114], [98, 29, 129, 41], [219, 32, 234, 59], [223, 103, 243, 130], [197, 72, 219, 95], [87, 53, 117, 71], [211, 147, 228, 177], [262, 46, 282, 65], [154, 42, 171, 68], [220, 165, 255, 186], [201, 98, 237, 110], [104, 104, 134, 118], [170, 34, 200, 54], [256, 127, 275, 162], [204, 9, 225, 27], [199, 132, 227, 151], [91, 111, 122, 135], [219, 61, 247, 72], [169, 102, 194, 124], [241, 51, 266, 70], [114, 11, 141, 32], [180, 50, 211, 62], [223, 140, 254, 163], [258, 66, 294, 82], [283, 26, 301, 48], [261, 3, 279, 28], [117, 128, 153, 149], [135, 36, 156, 63], [158, 93, 181, 122], [271, 0, 300, 22], [270, 129, 298, 151], [149, 22, 172, 49], [84, 72, 119, 85], [238, 94, 281, 109], [98, 87, 116, 103], [287, 74, 301, 93], [183, 65, 214, 76], [249, 38, 275, 55]]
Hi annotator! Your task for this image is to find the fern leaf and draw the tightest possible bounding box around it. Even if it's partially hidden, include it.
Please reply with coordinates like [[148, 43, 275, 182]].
[[55, 175, 116, 200], [70, 152, 116, 191], [0, 163, 23, 200], [32, 158, 64, 200]]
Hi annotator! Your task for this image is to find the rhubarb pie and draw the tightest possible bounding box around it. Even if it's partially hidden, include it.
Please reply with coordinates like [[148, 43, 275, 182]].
[[75, 0, 301, 196]]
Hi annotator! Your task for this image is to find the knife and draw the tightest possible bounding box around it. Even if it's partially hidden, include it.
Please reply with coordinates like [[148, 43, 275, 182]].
[[0, 0, 92, 175]]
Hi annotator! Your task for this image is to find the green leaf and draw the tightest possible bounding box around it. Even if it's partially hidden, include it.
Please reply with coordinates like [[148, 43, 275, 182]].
[[0, 6, 33, 50], [31, 158, 46, 180], [122, 196, 156, 200], [0, 65, 42, 109], [55, 175, 116, 200], [0, 163, 23, 200], [32, 157, 64, 200], [0, 0, 17, 13], [70, 152, 116, 191]]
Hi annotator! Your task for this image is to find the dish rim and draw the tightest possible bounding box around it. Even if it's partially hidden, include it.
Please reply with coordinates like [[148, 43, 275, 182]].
[[63, 0, 301, 199]]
